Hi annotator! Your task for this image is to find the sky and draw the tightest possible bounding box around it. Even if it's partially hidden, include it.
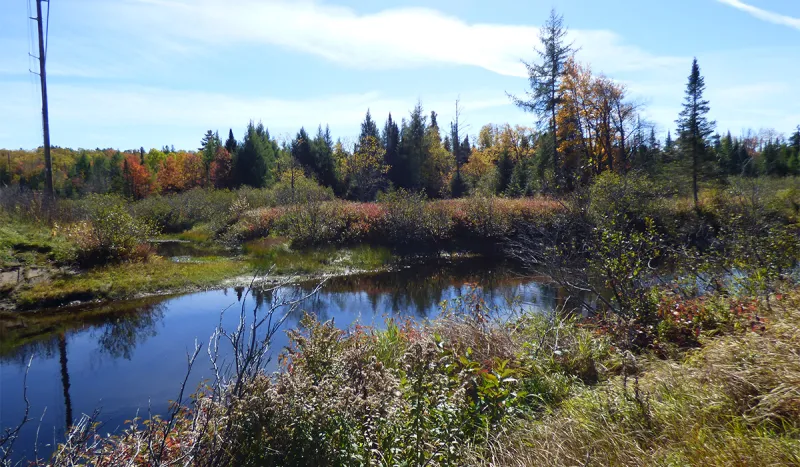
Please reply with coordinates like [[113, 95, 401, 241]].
[[1, 0, 799, 151]]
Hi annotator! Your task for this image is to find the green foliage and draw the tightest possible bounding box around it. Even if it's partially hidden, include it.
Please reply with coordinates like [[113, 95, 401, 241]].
[[235, 122, 276, 188], [57, 194, 158, 266], [129, 189, 236, 233]]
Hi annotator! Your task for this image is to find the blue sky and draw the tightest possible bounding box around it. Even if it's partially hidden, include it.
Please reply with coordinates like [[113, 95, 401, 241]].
[[1, 0, 798, 150]]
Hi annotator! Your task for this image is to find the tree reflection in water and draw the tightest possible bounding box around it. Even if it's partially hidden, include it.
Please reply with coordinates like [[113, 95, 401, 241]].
[[1, 299, 167, 431]]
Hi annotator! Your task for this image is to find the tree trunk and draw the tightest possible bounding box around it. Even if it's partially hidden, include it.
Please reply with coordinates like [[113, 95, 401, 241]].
[[693, 142, 699, 208]]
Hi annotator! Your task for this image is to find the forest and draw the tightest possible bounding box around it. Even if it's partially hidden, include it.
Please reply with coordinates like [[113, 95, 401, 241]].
[[2, 87, 799, 203], [1, 9, 800, 467]]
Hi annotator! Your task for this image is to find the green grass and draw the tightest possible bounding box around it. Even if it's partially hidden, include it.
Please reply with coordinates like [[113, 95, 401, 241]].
[[245, 239, 395, 275], [13, 257, 251, 309], [173, 224, 215, 244], [0, 216, 75, 267]]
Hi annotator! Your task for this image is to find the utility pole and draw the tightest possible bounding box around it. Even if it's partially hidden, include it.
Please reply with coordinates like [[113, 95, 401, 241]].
[[33, 0, 54, 199]]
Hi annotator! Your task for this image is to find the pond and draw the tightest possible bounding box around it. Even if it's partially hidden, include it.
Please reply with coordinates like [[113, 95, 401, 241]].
[[0, 257, 565, 461]]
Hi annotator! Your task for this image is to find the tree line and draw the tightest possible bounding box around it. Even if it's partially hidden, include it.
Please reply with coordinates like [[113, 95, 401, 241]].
[[1, 10, 799, 203]]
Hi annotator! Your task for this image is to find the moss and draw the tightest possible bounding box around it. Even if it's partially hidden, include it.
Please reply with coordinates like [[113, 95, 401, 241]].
[[13, 257, 251, 309]]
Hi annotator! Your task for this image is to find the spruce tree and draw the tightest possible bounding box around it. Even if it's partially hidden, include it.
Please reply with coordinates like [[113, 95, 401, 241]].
[[382, 114, 401, 188], [225, 129, 238, 155], [311, 125, 336, 188], [397, 103, 427, 190], [358, 109, 381, 149], [200, 130, 221, 183], [676, 58, 715, 208], [790, 126, 800, 150], [460, 136, 472, 166], [718, 131, 735, 175], [234, 122, 269, 188], [292, 128, 313, 174], [496, 149, 514, 195], [509, 9, 573, 191]]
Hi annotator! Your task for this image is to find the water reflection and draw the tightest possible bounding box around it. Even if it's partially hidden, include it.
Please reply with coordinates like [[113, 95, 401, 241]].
[[58, 333, 72, 431], [0, 258, 556, 461], [0, 299, 167, 365]]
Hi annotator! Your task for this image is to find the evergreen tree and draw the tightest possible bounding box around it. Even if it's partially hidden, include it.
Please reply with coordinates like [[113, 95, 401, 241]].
[[420, 111, 453, 198], [510, 9, 574, 191], [311, 125, 337, 188], [292, 127, 314, 176], [89, 155, 112, 193], [200, 130, 221, 183], [718, 131, 735, 175], [382, 114, 401, 188], [788, 147, 800, 176], [761, 140, 786, 176], [225, 129, 238, 155], [358, 109, 381, 149], [397, 103, 427, 190], [508, 157, 532, 197], [109, 151, 125, 194], [790, 126, 800, 150], [450, 170, 468, 198], [74, 151, 92, 182], [647, 128, 661, 167], [461, 136, 471, 164], [234, 122, 270, 188], [496, 149, 514, 195], [676, 58, 715, 207]]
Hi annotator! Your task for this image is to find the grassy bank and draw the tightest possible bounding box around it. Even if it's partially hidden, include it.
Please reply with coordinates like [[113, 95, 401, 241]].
[[12, 257, 251, 309], [5, 241, 400, 310]]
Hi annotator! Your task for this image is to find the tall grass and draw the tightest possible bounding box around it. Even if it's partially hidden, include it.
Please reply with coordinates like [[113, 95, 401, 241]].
[[470, 294, 800, 467]]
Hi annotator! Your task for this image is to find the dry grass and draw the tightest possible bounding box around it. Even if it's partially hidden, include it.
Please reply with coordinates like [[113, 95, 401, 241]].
[[470, 294, 800, 467]]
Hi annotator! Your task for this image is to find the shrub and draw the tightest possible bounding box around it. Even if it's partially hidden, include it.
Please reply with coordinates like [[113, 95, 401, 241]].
[[129, 188, 236, 233], [57, 195, 157, 266]]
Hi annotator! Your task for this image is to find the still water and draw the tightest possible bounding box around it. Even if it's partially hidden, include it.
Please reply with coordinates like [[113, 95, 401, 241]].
[[0, 258, 560, 460]]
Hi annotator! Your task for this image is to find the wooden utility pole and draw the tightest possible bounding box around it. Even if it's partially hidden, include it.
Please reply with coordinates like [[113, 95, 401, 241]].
[[34, 0, 54, 198]]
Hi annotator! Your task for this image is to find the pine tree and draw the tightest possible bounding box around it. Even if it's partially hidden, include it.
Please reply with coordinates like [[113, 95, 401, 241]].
[[509, 9, 573, 191], [676, 58, 715, 208]]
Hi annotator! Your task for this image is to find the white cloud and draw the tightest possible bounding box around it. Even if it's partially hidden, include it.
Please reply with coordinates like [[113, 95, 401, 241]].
[[104, 0, 682, 78], [716, 0, 800, 30]]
